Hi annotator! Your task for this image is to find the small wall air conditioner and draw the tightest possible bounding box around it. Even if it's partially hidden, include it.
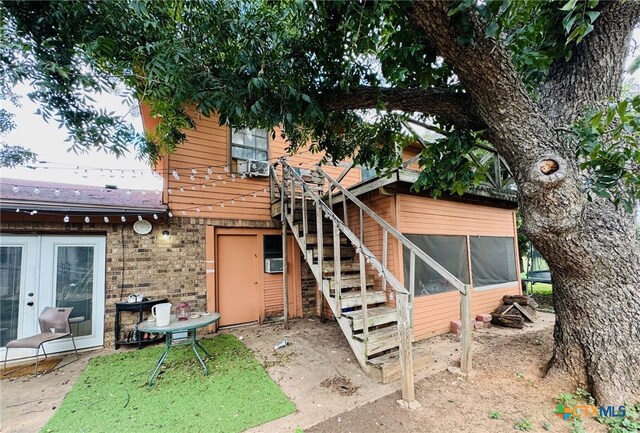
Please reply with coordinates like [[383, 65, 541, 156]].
[[265, 258, 284, 273], [238, 159, 269, 177]]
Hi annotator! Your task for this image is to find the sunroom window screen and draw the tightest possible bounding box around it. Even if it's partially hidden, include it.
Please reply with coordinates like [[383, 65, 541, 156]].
[[470, 236, 517, 287], [231, 128, 268, 162], [402, 235, 469, 296]]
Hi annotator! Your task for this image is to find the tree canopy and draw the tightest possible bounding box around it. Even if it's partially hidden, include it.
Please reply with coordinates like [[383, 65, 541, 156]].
[[1, 0, 638, 209]]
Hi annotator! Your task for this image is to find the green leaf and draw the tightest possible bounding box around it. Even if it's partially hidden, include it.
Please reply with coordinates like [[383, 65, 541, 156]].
[[560, 0, 578, 11]]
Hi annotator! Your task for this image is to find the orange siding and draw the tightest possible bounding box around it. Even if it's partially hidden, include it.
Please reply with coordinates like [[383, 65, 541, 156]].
[[142, 108, 360, 220], [395, 194, 520, 340]]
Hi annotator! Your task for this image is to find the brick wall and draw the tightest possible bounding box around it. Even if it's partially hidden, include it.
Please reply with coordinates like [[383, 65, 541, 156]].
[[300, 255, 317, 317], [0, 217, 207, 347]]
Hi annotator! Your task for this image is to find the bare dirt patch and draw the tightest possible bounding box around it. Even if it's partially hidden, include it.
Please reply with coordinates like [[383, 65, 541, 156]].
[[321, 374, 359, 397], [308, 323, 606, 433]]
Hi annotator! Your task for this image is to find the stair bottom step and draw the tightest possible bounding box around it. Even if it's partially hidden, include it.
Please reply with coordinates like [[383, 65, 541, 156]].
[[367, 347, 432, 384]]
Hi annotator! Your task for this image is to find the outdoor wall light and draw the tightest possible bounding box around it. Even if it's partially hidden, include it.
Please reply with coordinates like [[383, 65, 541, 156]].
[[162, 230, 171, 240]]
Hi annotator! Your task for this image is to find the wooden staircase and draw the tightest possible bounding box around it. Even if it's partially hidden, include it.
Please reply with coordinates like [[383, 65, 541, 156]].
[[273, 164, 434, 383]]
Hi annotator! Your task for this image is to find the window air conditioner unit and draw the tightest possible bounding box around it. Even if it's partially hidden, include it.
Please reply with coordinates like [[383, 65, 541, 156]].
[[238, 159, 269, 177], [265, 258, 284, 273]]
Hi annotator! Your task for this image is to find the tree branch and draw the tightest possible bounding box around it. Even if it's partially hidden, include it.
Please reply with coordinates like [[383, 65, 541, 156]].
[[539, 1, 640, 125], [321, 86, 484, 129]]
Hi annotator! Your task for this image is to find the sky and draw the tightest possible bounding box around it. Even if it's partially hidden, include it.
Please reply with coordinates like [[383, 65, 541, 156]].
[[0, 84, 162, 191]]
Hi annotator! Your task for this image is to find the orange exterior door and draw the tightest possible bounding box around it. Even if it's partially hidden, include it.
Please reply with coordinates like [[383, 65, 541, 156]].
[[217, 235, 259, 326]]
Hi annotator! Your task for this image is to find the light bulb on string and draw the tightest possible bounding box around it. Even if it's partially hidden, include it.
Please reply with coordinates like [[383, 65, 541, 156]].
[[217, 174, 222, 180], [220, 203, 225, 208], [54, 189, 60, 195], [138, 215, 143, 221], [155, 190, 160, 195], [83, 169, 89, 178], [211, 182, 216, 188], [168, 212, 173, 218], [33, 188, 40, 194], [109, 170, 114, 178], [74, 166, 79, 174], [222, 180, 227, 185], [127, 190, 132, 195], [201, 184, 206, 189], [141, 191, 146, 195], [84, 216, 90, 223], [104, 216, 109, 223], [172, 169, 180, 180], [224, 165, 229, 173], [30, 210, 38, 215], [179, 187, 184, 193], [15, 208, 20, 213], [153, 214, 158, 220], [252, 192, 257, 198], [74, 190, 80, 196], [121, 215, 126, 222], [207, 167, 212, 175], [190, 174, 195, 181], [231, 200, 235, 205], [168, 189, 173, 195], [182, 210, 187, 215], [205, 174, 210, 181], [196, 208, 201, 213], [191, 168, 197, 175], [191, 185, 196, 190], [64, 215, 70, 223], [241, 196, 246, 201], [208, 205, 212, 210], [12, 185, 18, 193]]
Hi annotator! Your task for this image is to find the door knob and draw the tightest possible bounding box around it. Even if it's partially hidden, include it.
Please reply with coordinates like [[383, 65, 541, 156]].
[[28, 292, 34, 297], [27, 301, 34, 306]]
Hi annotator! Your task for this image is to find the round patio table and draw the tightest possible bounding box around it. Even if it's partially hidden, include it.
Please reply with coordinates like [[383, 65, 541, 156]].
[[137, 313, 220, 386]]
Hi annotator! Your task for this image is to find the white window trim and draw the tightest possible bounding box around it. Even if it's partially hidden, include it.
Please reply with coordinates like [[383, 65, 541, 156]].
[[473, 281, 519, 292]]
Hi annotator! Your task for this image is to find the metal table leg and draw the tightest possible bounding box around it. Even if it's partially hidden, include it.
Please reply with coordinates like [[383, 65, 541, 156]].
[[148, 333, 171, 386], [194, 339, 210, 357], [191, 331, 208, 375]]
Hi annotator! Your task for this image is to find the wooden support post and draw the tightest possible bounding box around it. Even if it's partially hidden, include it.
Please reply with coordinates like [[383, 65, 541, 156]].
[[460, 284, 473, 374], [316, 202, 324, 313], [359, 247, 368, 342], [382, 230, 388, 295], [332, 219, 342, 319], [409, 252, 415, 329], [397, 292, 419, 409], [301, 188, 308, 251], [281, 183, 289, 330]]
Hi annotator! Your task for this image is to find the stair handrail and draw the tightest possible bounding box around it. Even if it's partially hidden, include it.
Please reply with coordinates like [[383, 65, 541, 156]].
[[281, 161, 409, 296], [316, 167, 467, 295]]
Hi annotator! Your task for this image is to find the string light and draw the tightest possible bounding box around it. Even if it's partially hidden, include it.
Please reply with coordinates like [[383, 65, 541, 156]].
[[15, 208, 20, 213], [217, 174, 222, 180], [33, 188, 40, 194], [207, 167, 212, 175], [138, 215, 143, 221], [168, 212, 173, 218], [30, 210, 38, 215], [121, 215, 126, 222], [172, 169, 180, 180], [231, 200, 235, 205], [153, 214, 158, 220], [104, 216, 109, 223], [190, 174, 195, 181], [127, 190, 132, 195], [224, 165, 230, 173], [168, 189, 173, 194], [208, 205, 212, 210], [182, 210, 187, 215], [141, 191, 146, 195], [84, 216, 90, 223], [191, 168, 197, 175], [220, 203, 225, 208], [12, 185, 18, 193], [54, 189, 60, 195], [179, 187, 184, 192], [196, 208, 201, 212], [74, 190, 80, 196]]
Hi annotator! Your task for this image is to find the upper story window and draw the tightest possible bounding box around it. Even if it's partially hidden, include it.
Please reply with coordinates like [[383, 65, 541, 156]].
[[231, 128, 268, 163]]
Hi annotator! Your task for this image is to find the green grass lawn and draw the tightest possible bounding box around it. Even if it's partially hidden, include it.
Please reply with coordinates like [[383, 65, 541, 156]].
[[42, 334, 295, 433]]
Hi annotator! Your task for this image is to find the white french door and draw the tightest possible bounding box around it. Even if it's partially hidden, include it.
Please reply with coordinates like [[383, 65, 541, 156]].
[[0, 235, 106, 360]]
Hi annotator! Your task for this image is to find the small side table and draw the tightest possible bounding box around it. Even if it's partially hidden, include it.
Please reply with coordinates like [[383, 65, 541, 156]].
[[137, 313, 221, 386], [114, 298, 168, 349]]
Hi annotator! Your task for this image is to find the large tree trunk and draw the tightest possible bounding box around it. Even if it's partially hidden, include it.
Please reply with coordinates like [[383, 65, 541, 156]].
[[410, 1, 640, 405]]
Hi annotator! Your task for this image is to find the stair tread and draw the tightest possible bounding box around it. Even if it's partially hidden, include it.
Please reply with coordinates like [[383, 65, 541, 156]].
[[352, 325, 397, 342], [367, 346, 431, 366], [342, 306, 396, 320], [339, 290, 386, 300]]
